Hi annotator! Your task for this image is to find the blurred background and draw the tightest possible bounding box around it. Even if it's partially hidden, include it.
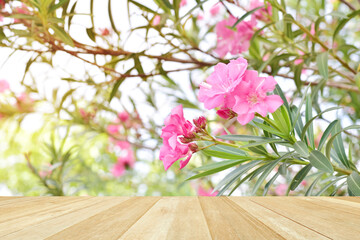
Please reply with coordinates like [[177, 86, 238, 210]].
[[0, 0, 359, 196]]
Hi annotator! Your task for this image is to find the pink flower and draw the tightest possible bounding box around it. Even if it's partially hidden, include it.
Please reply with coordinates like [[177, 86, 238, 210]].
[[99, 28, 111, 36], [159, 105, 196, 170], [13, 3, 30, 23], [275, 184, 288, 195], [210, 3, 221, 16], [250, 0, 272, 21], [198, 57, 248, 110], [0, 79, 9, 93], [111, 162, 125, 177], [115, 140, 131, 149], [232, 71, 283, 125], [214, 16, 256, 58], [107, 124, 120, 134], [111, 149, 135, 177], [193, 116, 206, 129], [310, 23, 315, 35], [79, 108, 87, 119], [118, 111, 129, 122], [197, 13, 204, 20], [180, 0, 187, 7], [153, 15, 161, 26], [198, 186, 218, 196]]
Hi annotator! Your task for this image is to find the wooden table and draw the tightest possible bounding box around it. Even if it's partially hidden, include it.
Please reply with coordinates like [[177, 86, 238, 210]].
[[0, 197, 359, 239]]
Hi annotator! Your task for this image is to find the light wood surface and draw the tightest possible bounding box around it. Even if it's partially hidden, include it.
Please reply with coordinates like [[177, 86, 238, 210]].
[[0, 197, 358, 239]]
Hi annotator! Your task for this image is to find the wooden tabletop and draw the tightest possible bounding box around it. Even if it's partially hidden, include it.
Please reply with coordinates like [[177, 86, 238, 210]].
[[0, 197, 359, 239]]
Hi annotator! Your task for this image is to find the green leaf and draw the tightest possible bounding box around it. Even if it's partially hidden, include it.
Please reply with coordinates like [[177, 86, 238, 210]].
[[301, 107, 341, 142], [263, 172, 280, 196], [305, 95, 314, 148], [109, 68, 132, 102], [293, 141, 309, 157], [305, 173, 324, 196], [128, 0, 158, 14], [187, 160, 245, 181], [318, 120, 338, 151], [201, 149, 249, 160], [292, 84, 311, 132], [50, 25, 74, 47], [309, 150, 334, 173], [289, 164, 312, 191], [108, 0, 120, 35], [206, 143, 247, 156], [180, 0, 208, 20], [252, 152, 293, 195], [86, 27, 95, 42], [347, 172, 360, 196], [192, 159, 247, 172], [49, 0, 69, 13], [213, 160, 262, 192], [333, 9, 360, 42], [217, 135, 275, 142], [316, 52, 328, 80], [239, 139, 285, 149], [232, 5, 264, 28]]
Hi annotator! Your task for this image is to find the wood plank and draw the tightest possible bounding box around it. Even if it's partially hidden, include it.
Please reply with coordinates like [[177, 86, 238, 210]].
[[119, 197, 211, 240], [333, 196, 360, 203], [1, 197, 130, 240], [250, 197, 360, 239], [229, 197, 329, 240], [46, 197, 160, 240], [0, 197, 100, 237], [199, 197, 284, 239], [304, 197, 360, 215], [0, 196, 87, 223]]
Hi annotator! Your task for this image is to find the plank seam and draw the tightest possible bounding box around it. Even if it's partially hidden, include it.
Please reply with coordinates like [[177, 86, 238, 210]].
[[115, 197, 161, 239], [223, 197, 286, 240], [197, 197, 213, 240], [249, 199, 333, 240]]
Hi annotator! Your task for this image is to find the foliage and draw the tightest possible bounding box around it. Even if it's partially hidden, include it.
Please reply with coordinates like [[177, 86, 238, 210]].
[[0, 0, 360, 196]]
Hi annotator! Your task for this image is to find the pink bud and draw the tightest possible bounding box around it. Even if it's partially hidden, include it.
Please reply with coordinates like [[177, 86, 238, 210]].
[[188, 143, 199, 153], [153, 15, 161, 26], [216, 108, 237, 119], [193, 116, 206, 129], [118, 111, 129, 122], [180, 0, 187, 7]]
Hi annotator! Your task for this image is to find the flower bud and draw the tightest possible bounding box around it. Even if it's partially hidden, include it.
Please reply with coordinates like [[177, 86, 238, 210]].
[[188, 143, 199, 153], [179, 136, 193, 144], [216, 108, 237, 119], [193, 116, 207, 129]]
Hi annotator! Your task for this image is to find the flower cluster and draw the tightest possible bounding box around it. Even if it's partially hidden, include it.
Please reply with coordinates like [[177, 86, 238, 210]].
[[199, 57, 283, 125], [159, 105, 206, 170], [105, 111, 140, 177], [214, 16, 256, 58]]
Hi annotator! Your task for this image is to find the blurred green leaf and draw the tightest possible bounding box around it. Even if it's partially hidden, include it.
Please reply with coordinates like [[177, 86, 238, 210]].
[[347, 172, 360, 196], [309, 150, 334, 173], [316, 52, 328, 80]]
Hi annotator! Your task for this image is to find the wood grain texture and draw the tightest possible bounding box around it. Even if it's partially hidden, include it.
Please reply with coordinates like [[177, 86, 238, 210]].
[[0, 197, 358, 240]]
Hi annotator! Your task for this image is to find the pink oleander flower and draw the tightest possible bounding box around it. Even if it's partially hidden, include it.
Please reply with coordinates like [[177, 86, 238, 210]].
[[216, 108, 237, 120], [214, 16, 256, 58], [111, 161, 125, 177], [0, 79, 9, 93], [250, 0, 272, 21], [197, 12, 204, 20], [232, 70, 283, 125], [159, 105, 196, 170], [180, 0, 187, 7], [210, 3, 221, 16], [107, 124, 120, 134], [198, 57, 248, 110], [111, 150, 135, 177], [118, 111, 129, 122], [198, 186, 218, 196], [275, 184, 287, 195], [153, 15, 161, 26]]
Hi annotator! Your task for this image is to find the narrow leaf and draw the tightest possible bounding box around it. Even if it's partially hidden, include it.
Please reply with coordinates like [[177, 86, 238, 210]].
[[309, 150, 334, 173]]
